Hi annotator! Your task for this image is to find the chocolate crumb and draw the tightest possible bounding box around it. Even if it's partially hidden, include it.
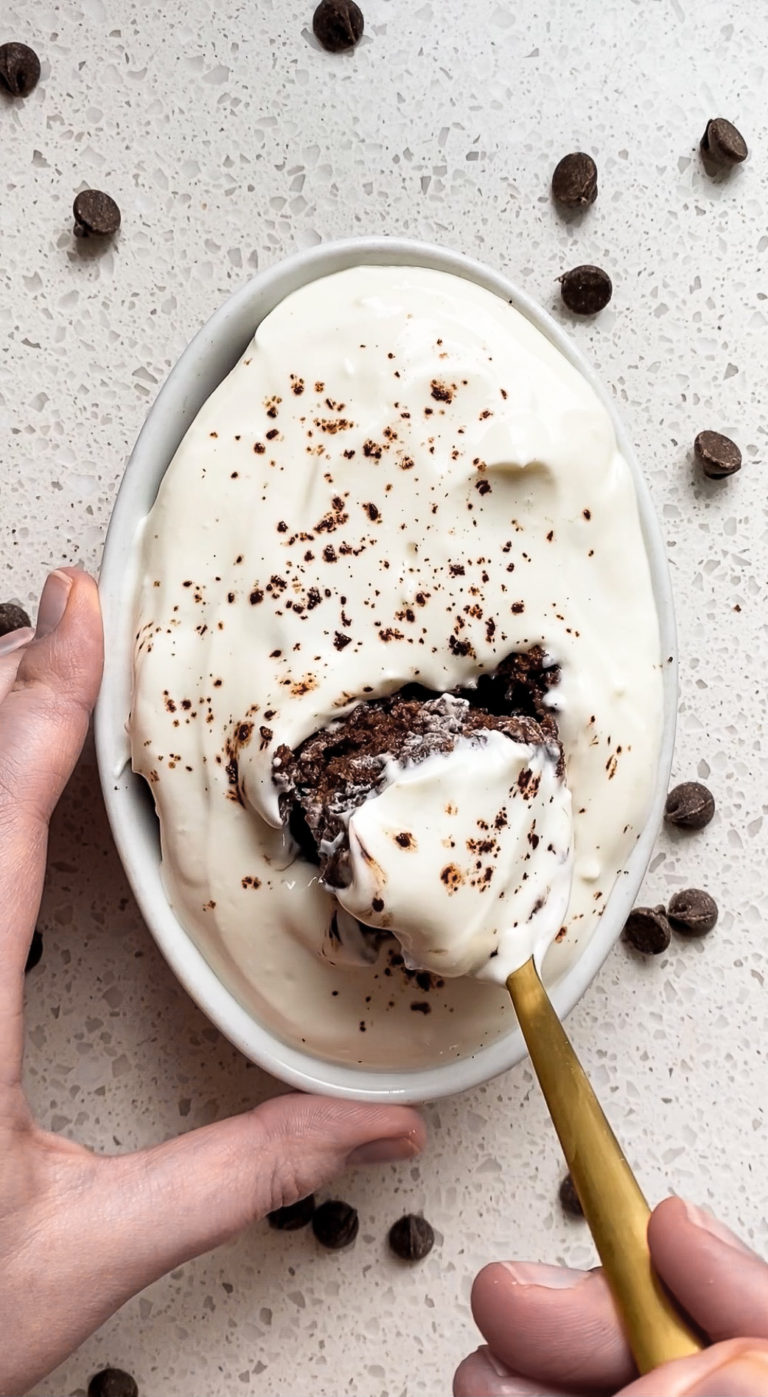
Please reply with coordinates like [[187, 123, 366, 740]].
[[430, 380, 454, 403]]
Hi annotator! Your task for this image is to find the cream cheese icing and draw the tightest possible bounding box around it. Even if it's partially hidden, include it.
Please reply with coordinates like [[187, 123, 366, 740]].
[[130, 264, 663, 1068], [334, 726, 573, 980]]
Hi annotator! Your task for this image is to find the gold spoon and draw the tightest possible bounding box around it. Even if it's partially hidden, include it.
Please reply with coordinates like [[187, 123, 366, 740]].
[[506, 957, 704, 1375]]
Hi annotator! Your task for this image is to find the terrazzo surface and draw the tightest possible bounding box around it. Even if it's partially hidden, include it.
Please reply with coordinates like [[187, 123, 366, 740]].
[[1, 1, 766, 1393]]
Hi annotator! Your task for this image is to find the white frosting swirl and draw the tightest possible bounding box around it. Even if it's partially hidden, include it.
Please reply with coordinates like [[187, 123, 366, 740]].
[[336, 727, 573, 980]]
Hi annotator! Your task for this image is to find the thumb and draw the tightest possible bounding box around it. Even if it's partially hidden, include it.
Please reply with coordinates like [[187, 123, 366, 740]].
[[0, 569, 103, 1065], [0, 569, 103, 833], [85, 1093, 425, 1301]]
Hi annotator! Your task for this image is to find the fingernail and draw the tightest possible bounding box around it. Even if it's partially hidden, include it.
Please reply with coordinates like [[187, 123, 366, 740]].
[[346, 1133, 421, 1166], [501, 1261, 590, 1289], [36, 570, 73, 638], [0, 626, 35, 658], [455, 1348, 538, 1396], [683, 1201, 756, 1257], [479, 1349, 515, 1379]]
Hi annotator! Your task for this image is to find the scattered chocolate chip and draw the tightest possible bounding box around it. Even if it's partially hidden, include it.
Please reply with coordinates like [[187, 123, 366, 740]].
[[267, 1194, 316, 1230], [551, 152, 598, 208], [87, 1369, 139, 1397], [312, 0, 364, 52], [388, 1213, 435, 1261], [0, 601, 31, 636], [694, 430, 742, 479], [25, 928, 43, 973], [73, 189, 121, 239], [700, 117, 748, 170], [312, 1199, 359, 1249], [668, 888, 718, 937], [664, 781, 715, 830], [622, 905, 671, 955], [559, 265, 612, 315], [0, 42, 41, 97], [558, 1172, 584, 1218]]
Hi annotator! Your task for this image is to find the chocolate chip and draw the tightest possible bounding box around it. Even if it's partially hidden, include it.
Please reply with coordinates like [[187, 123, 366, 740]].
[[559, 265, 612, 315], [558, 1172, 584, 1218], [694, 430, 742, 479], [388, 1213, 435, 1261], [622, 905, 671, 955], [0, 42, 41, 97], [73, 189, 121, 238], [312, 0, 364, 52], [87, 1369, 139, 1397], [312, 1199, 359, 1249], [25, 928, 43, 973], [267, 1194, 316, 1230], [551, 153, 598, 208], [668, 889, 718, 937], [664, 781, 715, 830], [700, 118, 748, 170], [0, 601, 31, 636]]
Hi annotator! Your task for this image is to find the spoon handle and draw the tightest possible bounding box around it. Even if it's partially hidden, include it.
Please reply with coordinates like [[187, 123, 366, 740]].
[[506, 957, 703, 1374]]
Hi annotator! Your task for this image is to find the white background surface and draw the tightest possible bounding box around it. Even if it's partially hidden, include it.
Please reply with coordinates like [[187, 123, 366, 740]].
[[1, 1, 766, 1393]]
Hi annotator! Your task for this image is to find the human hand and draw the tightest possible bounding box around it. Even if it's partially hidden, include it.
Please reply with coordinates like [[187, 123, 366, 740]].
[[455, 1195, 768, 1396], [0, 569, 425, 1396]]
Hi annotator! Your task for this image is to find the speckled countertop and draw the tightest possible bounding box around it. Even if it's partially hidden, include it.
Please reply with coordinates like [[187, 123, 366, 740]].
[[2, 1, 766, 1393]]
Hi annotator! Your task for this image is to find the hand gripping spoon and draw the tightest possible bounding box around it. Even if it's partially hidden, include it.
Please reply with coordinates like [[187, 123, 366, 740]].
[[506, 950, 703, 1373]]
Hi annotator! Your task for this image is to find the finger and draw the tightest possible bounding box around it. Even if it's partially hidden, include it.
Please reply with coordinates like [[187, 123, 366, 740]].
[[106, 1094, 425, 1285], [0, 569, 102, 1069], [454, 1346, 579, 1396], [649, 1197, 768, 1342], [471, 1262, 635, 1392], [616, 1339, 768, 1396], [0, 627, 35, 701], [22, 1094, 425, 1376]]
